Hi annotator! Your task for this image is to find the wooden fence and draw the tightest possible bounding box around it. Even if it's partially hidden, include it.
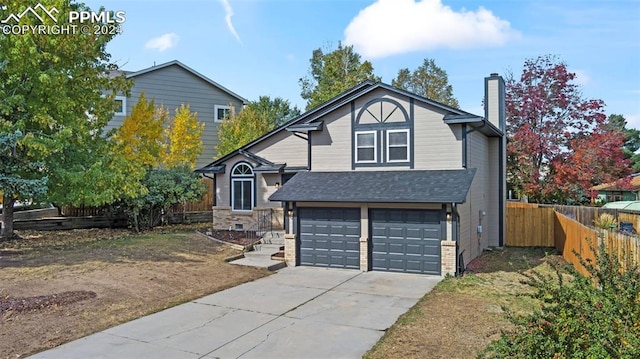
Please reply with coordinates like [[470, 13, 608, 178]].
[[61, 178, 215, 216], [507, 202, 640, 277]]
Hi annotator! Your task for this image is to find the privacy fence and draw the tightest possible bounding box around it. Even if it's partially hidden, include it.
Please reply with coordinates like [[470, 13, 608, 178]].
[[506, 202, 640, 277]]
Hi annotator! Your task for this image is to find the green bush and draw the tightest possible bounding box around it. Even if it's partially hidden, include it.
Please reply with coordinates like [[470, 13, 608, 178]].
[[116, 166, 206, 232], [479, 244, 640, 359]]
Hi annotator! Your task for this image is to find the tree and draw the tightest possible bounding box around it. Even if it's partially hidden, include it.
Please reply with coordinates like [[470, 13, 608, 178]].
[[391, 58, 459, 108], [506, 55, 629, 203], [299, 42, 381, 110], [117, 166, 206, 232], [607, 114, 640, 172], [162, 104, 204, 169], [0, 131, 48, 238], [0, 0, 131, 239], [250, 96, 301, 128], [215, 106, 270, 158], [113, 93, 166, 169]]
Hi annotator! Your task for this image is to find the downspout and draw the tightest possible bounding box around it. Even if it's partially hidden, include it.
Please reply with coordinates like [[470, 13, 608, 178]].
[[452, 203, 463, 276]]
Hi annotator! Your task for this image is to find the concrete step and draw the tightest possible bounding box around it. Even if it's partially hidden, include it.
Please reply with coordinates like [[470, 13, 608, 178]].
[[247, 244, 282, 256], [259, 231, 285, 245], [229, 256, 286, 271]]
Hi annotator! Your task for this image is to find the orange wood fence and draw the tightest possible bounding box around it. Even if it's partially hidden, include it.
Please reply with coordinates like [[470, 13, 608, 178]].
[[507, 202, 640, 276]]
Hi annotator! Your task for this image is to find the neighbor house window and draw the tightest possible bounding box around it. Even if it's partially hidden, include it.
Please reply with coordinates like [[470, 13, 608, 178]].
[[386, 129, 409, 162], [214, 105, 230, 122], [355, 131, 377, 163], [231, 162, 254, 211], [114, 96, 126, 116]]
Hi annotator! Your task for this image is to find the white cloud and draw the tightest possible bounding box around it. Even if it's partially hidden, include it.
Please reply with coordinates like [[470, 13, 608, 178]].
[[573, 69, 590, 86], [344, 0, 520, 58], [145, 33, 179, 52], [219, 0, 241, 43]]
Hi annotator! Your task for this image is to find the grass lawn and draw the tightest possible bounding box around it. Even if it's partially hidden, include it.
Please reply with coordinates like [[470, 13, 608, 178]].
[[0, 225, 270, 358], [365, 247, 564, 359]]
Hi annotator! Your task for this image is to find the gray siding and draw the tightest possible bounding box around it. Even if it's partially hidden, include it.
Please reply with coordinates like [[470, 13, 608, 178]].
[[458, 131, 499, 266], [311, 88, 463, 172], [106, 64, 244, 168]]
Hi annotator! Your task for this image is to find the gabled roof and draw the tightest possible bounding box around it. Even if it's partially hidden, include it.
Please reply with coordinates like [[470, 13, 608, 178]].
[[197, 80, 502, 171], [125, 60, 247, 104], [269, 169, 476, 204]]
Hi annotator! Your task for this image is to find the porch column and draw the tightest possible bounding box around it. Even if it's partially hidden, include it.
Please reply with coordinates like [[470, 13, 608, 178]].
[[284, 208, 296, 266], [441, 206, 456, 275], [359, 205, 369, 271]]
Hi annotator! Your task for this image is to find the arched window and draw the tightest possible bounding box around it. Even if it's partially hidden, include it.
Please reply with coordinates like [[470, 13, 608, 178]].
[[231, 162, 254, 211]]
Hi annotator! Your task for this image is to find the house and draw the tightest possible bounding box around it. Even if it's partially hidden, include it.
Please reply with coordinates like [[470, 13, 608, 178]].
[[591, 174, 640, 204], [106, 60, 247, 168], [197, 74, 506, 276]]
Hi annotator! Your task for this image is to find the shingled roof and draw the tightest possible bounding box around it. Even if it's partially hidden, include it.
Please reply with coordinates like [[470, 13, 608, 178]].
[[269, 169, 476, 204]]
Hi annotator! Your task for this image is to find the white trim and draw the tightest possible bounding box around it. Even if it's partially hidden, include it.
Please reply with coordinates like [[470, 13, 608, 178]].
[[214, 104, 231, 122], [386, 129, 410, 162], [355, 130, 377, 163], [114, 96, 126, 116], [231, 162, 254, 212]]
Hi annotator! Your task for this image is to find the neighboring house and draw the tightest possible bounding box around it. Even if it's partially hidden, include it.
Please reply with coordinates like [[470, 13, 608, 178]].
[[591, 174, 640, 204], [106, 60, 247, 168], [197, 74, 506, 276]]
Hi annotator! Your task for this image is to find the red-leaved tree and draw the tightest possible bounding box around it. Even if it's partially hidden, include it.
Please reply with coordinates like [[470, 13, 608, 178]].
[[506, 55, 629, 203]]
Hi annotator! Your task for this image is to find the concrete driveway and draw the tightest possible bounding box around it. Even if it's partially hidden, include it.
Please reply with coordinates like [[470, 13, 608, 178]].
[[31, 267, 441, 359]]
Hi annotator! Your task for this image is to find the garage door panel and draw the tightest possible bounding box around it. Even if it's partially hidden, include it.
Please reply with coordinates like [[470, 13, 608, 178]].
[[299, 208, 361, 269], [371, 209, 442, 275]]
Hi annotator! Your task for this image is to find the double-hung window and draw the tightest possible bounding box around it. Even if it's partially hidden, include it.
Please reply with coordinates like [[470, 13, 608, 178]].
[[386, 129, 409, 162], [355, 131, 377, 163]]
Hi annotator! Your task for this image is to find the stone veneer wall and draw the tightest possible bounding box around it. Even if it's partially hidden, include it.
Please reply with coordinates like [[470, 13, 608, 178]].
[[212, 207, 284, 230], [441, 240, 457, 275]]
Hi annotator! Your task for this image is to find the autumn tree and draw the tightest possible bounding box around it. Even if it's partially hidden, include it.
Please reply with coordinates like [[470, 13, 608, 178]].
[[215, 106, 270, 158], [113, 93, 167, 169], [0, 0, 131, 238], [392, 58, 459, 108], [506, 55, 629, 203], [299, 42, 381, 110], [163, 104, 204, 169], [215, 96, 300, 157]]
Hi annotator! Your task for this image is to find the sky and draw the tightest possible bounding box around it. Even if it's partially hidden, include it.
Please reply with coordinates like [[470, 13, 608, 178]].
[[82, 0, 640, 128]]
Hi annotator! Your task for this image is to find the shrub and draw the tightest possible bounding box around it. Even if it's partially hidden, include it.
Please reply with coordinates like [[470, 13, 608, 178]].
[[594, 213, 617, 230], [478, 244, 640, 359], [116, 166, 206, 232]]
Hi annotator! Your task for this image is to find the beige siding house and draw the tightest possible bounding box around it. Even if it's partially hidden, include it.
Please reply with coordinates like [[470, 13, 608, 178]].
[[198, 75, 506, 276], [107, 60, 247, 168]]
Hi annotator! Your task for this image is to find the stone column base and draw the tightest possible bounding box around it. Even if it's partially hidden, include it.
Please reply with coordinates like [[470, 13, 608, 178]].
[[284, 234, 296, 266], [441, 240, 457, 276], [359, 237, 369, 271]]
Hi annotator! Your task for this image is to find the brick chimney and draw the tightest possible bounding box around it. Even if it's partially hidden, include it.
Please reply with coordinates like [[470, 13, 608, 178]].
[[484, 73, 505, 131]]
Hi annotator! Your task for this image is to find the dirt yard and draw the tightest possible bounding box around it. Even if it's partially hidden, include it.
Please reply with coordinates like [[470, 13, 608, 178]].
[[365, 247, 565, 359], [0, 226, 270, 359]]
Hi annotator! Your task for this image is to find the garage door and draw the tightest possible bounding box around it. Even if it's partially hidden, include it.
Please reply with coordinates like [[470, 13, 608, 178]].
[[298, 207, 360, 269], [371, 209, 442, 275]]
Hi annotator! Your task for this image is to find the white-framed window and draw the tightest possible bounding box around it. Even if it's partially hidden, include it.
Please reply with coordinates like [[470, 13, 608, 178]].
[[114, 96, 126, 116], [231, 162, 254, 212], [214, 104, 231, 122], [355, 131, 377, 163], [386, 129, 409, 162]]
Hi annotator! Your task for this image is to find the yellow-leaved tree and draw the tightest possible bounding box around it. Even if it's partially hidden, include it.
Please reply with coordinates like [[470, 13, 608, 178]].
[[162, 104, 204, 169], [215, 106, 270, 158], [114, 93, 167, 169]]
